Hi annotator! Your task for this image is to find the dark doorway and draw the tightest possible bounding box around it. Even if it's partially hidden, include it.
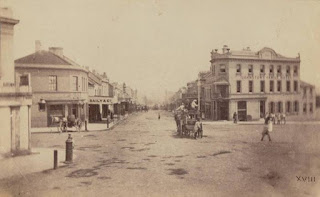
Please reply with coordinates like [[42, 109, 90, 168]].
[[89, 104, 100, 123], [260, 101, 265, 118], [237, 101, 247, 121], [218, 101, 229, 120]]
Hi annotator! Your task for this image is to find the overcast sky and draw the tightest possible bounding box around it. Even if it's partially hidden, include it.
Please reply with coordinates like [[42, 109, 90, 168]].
[[4, 0, 320, 102]]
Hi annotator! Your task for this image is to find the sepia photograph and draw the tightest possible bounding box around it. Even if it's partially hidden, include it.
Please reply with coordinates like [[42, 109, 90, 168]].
[[0, 0, 320, 196]]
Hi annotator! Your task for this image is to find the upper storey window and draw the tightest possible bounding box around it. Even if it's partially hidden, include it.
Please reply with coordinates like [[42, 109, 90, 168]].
[[286, 66, 291, 76], [248, 65, 253, 74], [220, 65, 226, 73], [269, 65, 274, 74], [293, 66, 298, 76], [72, 76, 78, 91], [260, 65, 265, 73], [277, 65, 282, 75], [49, 75, 57, 91], [236, 64, 241, 74]]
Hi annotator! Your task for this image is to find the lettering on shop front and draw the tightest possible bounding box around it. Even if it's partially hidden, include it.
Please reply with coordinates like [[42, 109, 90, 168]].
[[89, 98, 112, 103], [241, 74, 291, 80]]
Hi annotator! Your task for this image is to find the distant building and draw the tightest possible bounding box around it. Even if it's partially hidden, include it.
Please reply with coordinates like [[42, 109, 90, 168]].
[[15, 42, 89, 127], [0, 7, 32, 156], [88, 71, 114, 123]]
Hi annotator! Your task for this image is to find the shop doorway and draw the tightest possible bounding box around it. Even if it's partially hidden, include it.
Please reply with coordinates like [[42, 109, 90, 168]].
[[237, 101, 247, 121], [260, 101, 265, 118], [89, 104, 100, 123], [217, 101, 229, 120]]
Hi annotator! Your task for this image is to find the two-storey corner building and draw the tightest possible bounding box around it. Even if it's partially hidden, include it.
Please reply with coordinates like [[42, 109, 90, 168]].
[[88, 71, 114, 123], [208, 45, 315, 121], [300, 81, 316, 120], [15, 43, 89, 127], [0, 7, 32, 156]]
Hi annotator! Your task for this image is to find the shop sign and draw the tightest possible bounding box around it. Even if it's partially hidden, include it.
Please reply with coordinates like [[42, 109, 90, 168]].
[[89, 97, 113, 104]]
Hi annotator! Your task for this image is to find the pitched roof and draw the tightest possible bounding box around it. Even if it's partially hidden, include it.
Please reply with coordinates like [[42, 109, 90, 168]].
[[15, 51, 71, 65], [300, 80, 315, 88]]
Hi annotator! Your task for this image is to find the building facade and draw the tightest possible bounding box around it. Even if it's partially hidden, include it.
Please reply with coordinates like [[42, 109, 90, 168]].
[[207, 46, 316, 121], [88, 71, 114, 123], [0, 7, 32, 156], [172, 46, 316, 121], [15, 44, 89, 127]]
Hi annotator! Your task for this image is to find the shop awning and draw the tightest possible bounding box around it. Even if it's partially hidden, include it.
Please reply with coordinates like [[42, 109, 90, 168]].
[[45, 99, 86, 105], [214, 80, 229, 85]]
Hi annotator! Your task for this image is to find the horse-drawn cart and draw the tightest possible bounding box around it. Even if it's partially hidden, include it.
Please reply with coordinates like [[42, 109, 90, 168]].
[[52, 115, 82, 132], [175, 110, 203, 139]]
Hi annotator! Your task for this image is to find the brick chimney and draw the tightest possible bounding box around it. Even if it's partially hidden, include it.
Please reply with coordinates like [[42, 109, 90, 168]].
[[222, 45, 229, 54], [35, 40, 42, 52], [49, 47, 63, 56]]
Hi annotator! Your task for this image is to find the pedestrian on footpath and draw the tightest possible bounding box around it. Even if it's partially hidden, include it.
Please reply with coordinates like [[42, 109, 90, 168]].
[[158, 113, 160, 120], [233, 112, 238, 123], [261, 117, 272, 142]]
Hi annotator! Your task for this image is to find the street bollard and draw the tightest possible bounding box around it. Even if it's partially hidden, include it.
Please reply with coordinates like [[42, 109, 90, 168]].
[[65, 134, 73, 163], [54, 150, 58, 169]]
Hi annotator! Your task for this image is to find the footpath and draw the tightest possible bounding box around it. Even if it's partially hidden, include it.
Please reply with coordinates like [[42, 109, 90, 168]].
[[202, 119, 320, 125], [31, 115, 128, 133], [0, 115, 130, 180], [0, 148, 66, 180]]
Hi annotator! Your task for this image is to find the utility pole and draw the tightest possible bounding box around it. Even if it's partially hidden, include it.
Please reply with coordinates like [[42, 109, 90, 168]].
[[197, 74, 201, 120]]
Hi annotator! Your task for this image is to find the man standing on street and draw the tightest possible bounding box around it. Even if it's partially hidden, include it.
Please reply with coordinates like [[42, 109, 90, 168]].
[[261, 117, 272, 142]]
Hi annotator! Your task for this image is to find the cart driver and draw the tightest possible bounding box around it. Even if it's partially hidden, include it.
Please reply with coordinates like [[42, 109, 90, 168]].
[[191, 99, 198, 109]]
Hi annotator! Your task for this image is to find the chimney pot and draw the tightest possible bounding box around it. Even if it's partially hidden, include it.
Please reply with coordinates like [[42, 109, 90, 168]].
[[49, 47, 63, 56]]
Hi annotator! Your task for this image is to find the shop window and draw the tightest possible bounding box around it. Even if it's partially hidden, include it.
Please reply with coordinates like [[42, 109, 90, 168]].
[[310, 103, 313, 113], [303, 103, 307, 113], [278, 102, 283, 113], [303, 88, 307, 97], [269, 102, 275, 113], [286, 101, 291, 113], [236, 81, 241, 93]]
